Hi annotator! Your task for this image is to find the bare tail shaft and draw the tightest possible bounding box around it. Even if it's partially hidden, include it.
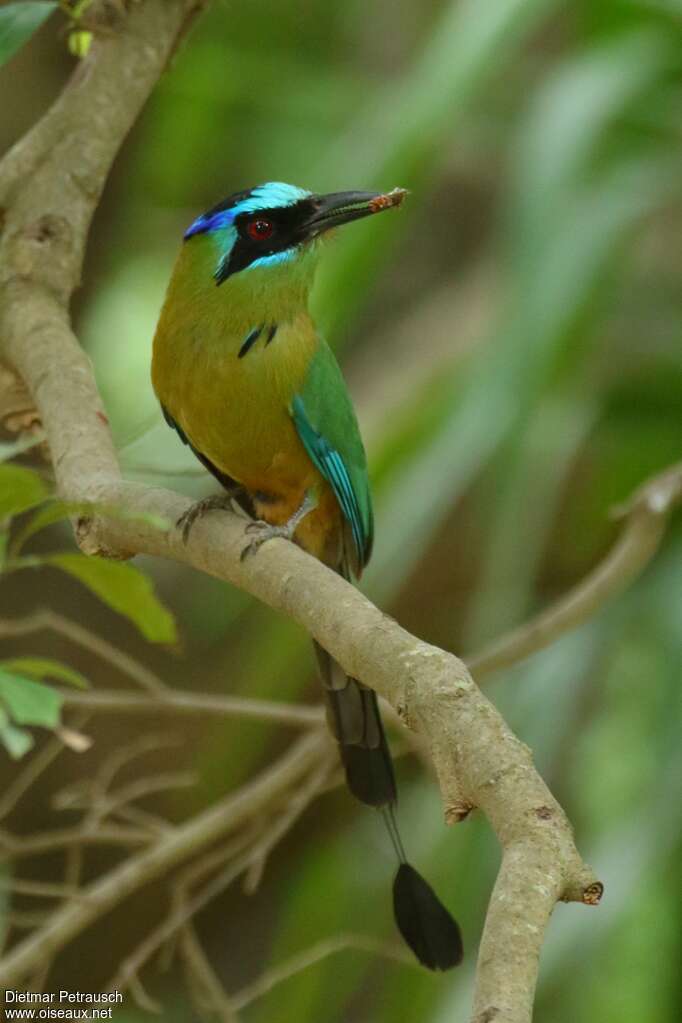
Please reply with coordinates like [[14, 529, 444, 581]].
[[314, 641, 463, 970]]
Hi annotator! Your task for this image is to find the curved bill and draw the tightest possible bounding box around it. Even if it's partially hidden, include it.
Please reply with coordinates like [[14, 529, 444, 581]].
[[303, 187, 408, 237]]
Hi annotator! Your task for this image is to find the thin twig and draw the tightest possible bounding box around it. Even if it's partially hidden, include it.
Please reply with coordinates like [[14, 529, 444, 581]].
[[4, 910, 52, 930], [232, 934, 413, 1010], [111, 805, 174, 838], [53, 734, 177, 816], [0, 825, 151, 860], [58, 687, 324, 727], [91, 733, 181, 796], [467, 461, 682, 680], [159, 826, 265, 973], [0, 731, 328, 988], [62, 843, 83, 897], [27, 959, 52, 994], [0, 731, 75, 822], [181, 924, 241, 1023], [0, 879, 88, 900], [128, 972, 162, 1015], [55, 772, 198, 818], [173, 838, 257, 898], [109, 747, 335, 993], [0, 610, 167, 693]]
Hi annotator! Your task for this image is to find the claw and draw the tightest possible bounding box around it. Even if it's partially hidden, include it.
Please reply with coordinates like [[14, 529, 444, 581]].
[[177, 494, 235, 545], [240, 521, 290, 561], [244, 520, 267, 535], [239, 492, 317, 562]]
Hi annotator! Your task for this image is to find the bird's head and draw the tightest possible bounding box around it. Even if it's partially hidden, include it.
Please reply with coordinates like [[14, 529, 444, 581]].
[[183, 181, 407, 288]]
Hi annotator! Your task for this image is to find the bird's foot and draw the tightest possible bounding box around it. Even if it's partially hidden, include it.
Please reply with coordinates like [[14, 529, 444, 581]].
[[240, 520, 295, 561], [177, 494, 237, 545], [240, 492, 316, 561]]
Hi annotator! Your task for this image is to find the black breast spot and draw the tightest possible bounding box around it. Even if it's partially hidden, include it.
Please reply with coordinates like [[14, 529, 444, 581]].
[[238, 325, 263, 358]]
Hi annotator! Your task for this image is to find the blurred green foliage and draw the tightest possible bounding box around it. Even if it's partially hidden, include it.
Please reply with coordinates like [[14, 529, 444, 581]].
[[0, 461, 177, 757], [1, 0, 681, 1019], [0, 2, 56, 68]]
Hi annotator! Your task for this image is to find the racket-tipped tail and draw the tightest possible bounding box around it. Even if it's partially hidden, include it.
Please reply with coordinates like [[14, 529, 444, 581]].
[[393, 862, 463, 970]]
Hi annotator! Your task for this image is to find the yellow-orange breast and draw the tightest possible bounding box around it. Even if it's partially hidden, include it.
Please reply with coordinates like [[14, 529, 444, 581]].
[[152, 293, 342, 564]]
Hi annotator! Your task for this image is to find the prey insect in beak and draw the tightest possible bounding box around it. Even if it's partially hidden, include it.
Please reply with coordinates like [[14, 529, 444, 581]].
[[302, 187, 408, 238]]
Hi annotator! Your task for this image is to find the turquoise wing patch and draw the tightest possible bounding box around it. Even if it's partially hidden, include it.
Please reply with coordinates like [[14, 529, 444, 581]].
[[292, 394, 371, 568]]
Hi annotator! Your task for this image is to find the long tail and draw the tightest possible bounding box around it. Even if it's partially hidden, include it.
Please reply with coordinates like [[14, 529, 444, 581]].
[[314, 641, 463, 971]]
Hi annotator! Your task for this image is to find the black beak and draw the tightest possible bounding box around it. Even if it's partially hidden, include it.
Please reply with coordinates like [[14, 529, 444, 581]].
[[302, 188, 408, 238]]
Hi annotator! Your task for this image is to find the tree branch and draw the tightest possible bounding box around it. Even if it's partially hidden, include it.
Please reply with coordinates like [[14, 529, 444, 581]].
[[0, 4, 614, 1019]]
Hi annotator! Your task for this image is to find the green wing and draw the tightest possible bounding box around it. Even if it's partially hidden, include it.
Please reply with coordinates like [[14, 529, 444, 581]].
[[291, 340, 373, 573]]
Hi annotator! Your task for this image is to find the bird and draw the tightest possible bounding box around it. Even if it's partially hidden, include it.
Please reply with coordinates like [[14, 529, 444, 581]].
[[151, 181, 463, 970]]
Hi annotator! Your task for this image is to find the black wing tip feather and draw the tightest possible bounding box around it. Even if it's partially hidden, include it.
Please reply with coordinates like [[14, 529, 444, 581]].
[[393, 862, 463, 971]]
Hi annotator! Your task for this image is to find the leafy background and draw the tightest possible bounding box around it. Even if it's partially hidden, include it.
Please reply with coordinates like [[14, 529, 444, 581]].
[[1, 0, 681, 1020]]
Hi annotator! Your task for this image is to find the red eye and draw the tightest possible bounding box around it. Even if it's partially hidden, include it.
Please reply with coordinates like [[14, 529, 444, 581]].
[[247, 218, 274, 241]]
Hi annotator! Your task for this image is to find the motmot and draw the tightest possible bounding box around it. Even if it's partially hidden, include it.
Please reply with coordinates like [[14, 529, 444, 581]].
[[152, 182, 462, 970]]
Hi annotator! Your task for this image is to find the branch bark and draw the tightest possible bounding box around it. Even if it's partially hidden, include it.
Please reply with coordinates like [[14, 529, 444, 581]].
[[0, 4, 609, 1020]]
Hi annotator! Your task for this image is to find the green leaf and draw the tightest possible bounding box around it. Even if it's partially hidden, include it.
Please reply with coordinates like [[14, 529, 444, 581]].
[[1, 657, 89, 690], [0, 669, 62, 727], [0, 719, 34, 759], [8, 500, 76, 553], [45, 553, 177, 644], [11, 498, 170, 554], [0, 2, 57, 69], [0, 465, 49, 519], [0, 432, 45, 462]]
